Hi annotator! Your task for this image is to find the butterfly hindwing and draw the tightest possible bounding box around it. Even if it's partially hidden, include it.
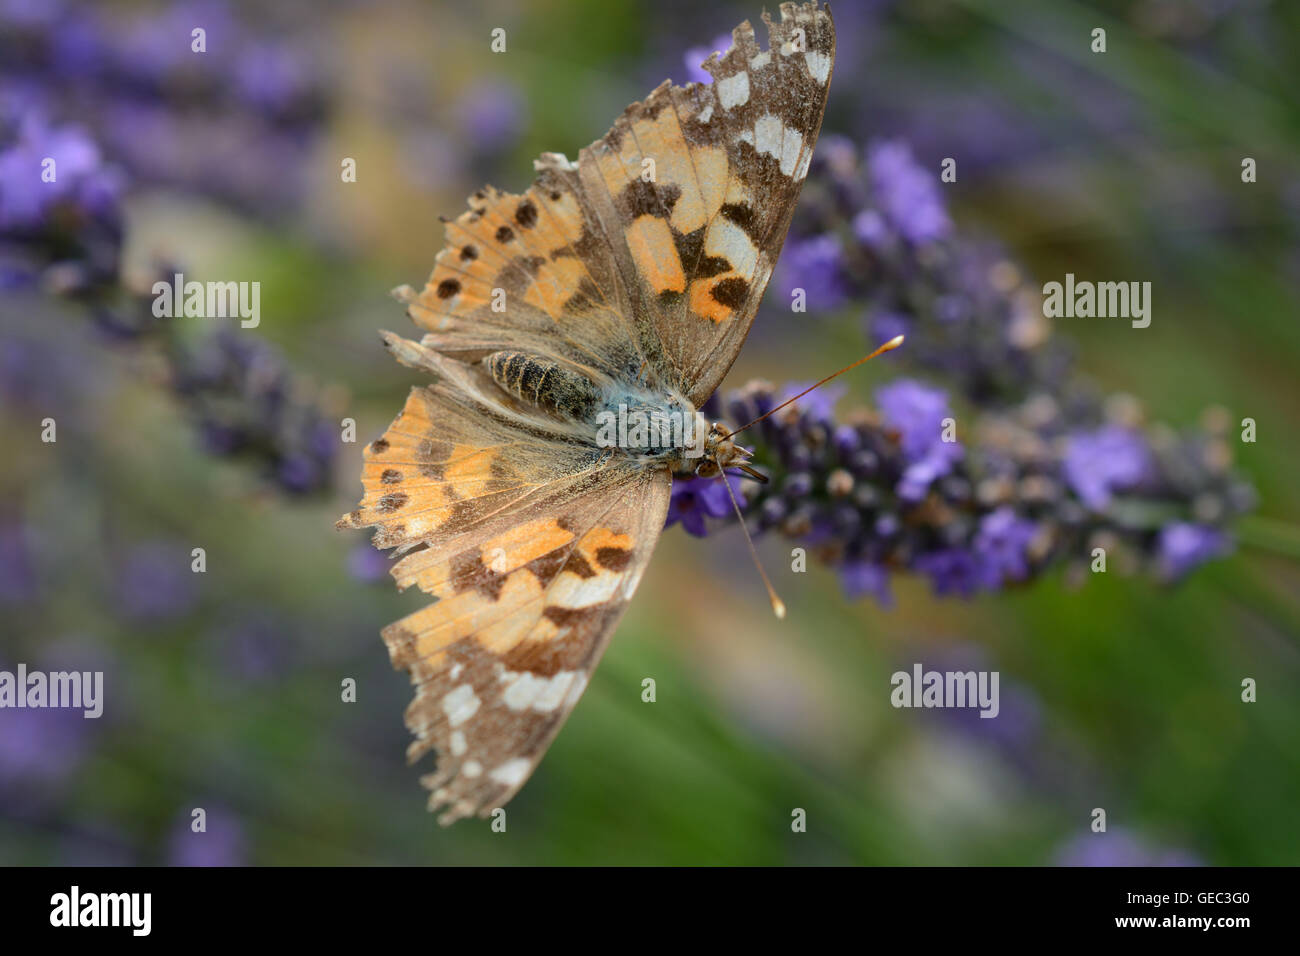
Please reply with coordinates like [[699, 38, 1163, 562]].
[[381, 464, 670, 824]]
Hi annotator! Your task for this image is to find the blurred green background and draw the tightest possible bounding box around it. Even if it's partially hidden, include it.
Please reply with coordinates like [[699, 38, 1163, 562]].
[[1, 0, 1298, 865]]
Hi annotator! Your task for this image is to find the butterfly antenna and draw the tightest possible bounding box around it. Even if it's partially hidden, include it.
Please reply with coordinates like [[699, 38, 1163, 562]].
[[717, 468, 786, 620], [722, 335, 904, 440]]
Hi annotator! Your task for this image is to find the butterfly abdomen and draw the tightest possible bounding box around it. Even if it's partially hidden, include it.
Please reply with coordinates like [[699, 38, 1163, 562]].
[[485, 350, 600, 421]]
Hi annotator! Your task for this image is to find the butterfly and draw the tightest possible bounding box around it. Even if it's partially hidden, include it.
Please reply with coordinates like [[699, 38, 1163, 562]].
[[338, 1, 835, 824]]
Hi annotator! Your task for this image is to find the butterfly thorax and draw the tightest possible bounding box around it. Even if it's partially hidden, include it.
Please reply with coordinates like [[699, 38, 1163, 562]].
[[486, 349, 719, 467]]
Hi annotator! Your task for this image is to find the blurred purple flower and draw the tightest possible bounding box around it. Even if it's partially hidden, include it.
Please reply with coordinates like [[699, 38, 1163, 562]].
[[1056, 828, 1202, 867], [0, 518, 37, 603], [972, 506, 1037, 587], [869, 310, 912, 345], [0, 706, 92, 788], [774, 234, 849, 311], [911, 548, 983, 598], [923, 645, 1043, 766], [682, 32, 733, 85], [348, 542, 391, 583], [839, 559, 893, 606], [1063, 426, 1152, 510], [235, 41, 315, 116], [1157, 522, 1229, 580], [167, 805, 247, 867], [866, 139, 950, 245], [115, 541, 199, 623], [0, 112, 123, 232], [458, 82, 524, 153]]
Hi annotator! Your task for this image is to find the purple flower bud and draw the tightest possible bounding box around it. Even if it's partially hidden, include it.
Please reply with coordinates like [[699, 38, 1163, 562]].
[[1156, 522, 1229, 580], [972, 506, 1038, 586], [1063, 426, 1152, 510], [875, 378, 963, 501], [666, 474, 743, 538]]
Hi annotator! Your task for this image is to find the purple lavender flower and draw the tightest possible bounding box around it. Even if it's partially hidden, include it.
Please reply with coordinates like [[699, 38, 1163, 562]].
[[0, 112, 123, 232], [866, 139, 951, 245], [167, 805, 247, 867], [911, 548, 984, 598], [875, 379, 963, 501], [1063, 426, 1152, 510], [774, 234, 850, 311], [972, 507, 1037, 587], [679, 375, 1250, 602], [1157, 523, 1229, 580], [839, 559, 893, 606], [666, 475, 743, 537]]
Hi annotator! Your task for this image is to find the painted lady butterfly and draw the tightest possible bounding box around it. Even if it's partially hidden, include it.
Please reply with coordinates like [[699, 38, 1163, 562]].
[[339, 1, 835, 823]]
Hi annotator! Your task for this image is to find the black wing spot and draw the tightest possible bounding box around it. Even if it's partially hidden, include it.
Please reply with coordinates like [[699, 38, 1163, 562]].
[[459, 245, 478, 261], [436, 278, 461, 299], [515, 200, 539, 228], [619, 179, 681, 219], [711, 276, 749, 309], [495, 225, 515, 243], [720, 202, 757, 237]]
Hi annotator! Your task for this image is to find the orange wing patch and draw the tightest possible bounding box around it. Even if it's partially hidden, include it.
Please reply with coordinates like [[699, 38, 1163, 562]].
[[625, 214, 685, 294]]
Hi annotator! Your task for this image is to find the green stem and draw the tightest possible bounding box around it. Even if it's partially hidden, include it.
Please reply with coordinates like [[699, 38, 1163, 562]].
[[1236, 515, 1300, 561]]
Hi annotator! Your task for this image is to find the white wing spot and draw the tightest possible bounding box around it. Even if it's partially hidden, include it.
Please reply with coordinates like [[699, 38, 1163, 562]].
[[754, 113, 783, 157], [442, 684, 480, 728], [705, 217, 758, 276], [717, 72, 750, 110], [463, 760, 483, 778], [779, 127, 804, 178], [697, 104, 714, 123], [501, 670, 580, 712], [450, 730, 467, 756], [749, 51, 771, 70], [794, 148, 813, 181], [534, 671, 578, 713], [753, 113, 803, 178], [805, 50, 830, 84], [490, 757, 531, 787]]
